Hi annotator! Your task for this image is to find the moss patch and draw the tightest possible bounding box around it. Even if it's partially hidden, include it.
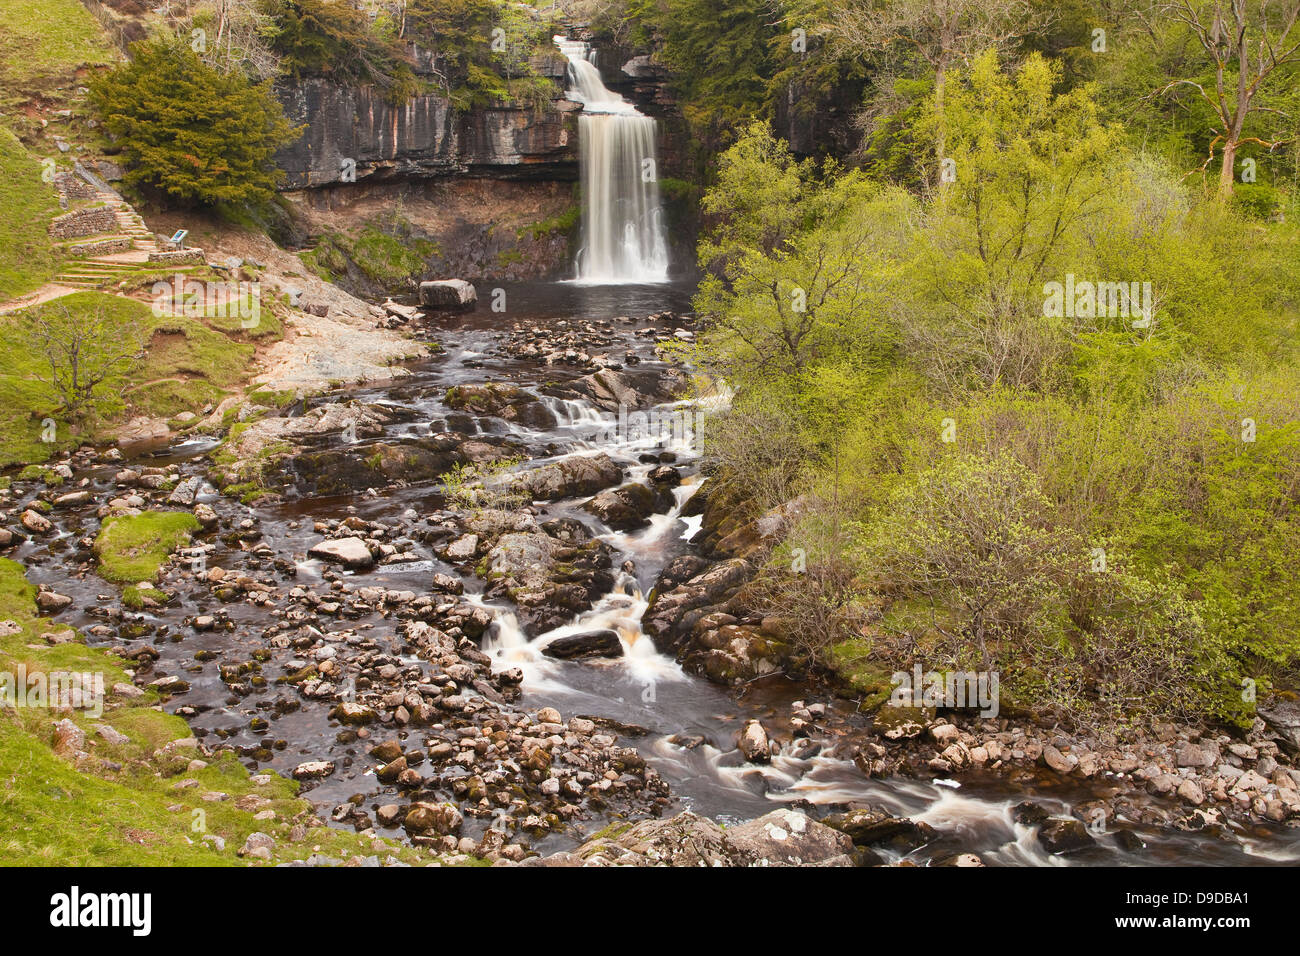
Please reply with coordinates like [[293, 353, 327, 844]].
[[93, 511, 201, 585]]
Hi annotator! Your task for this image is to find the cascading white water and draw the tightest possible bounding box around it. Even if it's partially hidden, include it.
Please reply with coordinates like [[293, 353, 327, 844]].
[[554, 36, 669, 284]]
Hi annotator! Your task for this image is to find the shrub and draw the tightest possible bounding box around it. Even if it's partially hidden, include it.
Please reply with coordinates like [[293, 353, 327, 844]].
[[90, 38, 299, 207]]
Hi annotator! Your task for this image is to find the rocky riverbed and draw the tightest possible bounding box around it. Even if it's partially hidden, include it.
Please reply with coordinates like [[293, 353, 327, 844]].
[[5, 281, 1300, 866]]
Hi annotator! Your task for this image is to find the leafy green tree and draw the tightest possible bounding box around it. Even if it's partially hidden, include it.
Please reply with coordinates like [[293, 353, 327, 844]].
[[404, 0, 554, 108], [29, 297, 149, 417], [1152, 0, 1300, 197], [260, 0, 417, 98], [91, 39, 299, 207], [856, 453, 1086, 669]]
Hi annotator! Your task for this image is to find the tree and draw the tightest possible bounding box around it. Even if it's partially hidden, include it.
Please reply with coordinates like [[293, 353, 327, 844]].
[[857, 453, 1086, 669], [29, 299, 149, 417], [815, 0, 1044, 186], [404, 0, 551, 107], [1149, 0, 1300, 196], [91, 39, 299, 207], [260, 0, 420, 98], [907, 51, 1119, 391], [695, 123, 913, 389]]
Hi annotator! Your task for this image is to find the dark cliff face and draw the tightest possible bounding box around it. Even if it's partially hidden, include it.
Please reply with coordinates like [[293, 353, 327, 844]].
[[772, 77, 867, 160], [274, 78, 581, 189]]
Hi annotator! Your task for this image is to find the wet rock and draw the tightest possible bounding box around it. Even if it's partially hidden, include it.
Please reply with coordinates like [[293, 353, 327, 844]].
[[541, 517, 592, 543], [431, 572, 464, 594], [292, 760, 336, 780], [530, 809, 850, 867], [511, 453, 623, 501], [582, 482, 657, 531], [1037, 819, 1095, 855], [1012, 801, 1051, 826], [20, 511, 52, 534], [444, 383, 555, 428], [35, 590, 73, 613], [484, 532, 615, 636], [541, 630, 623, 660], [822, 808, 933, 850], [641, 557, 754, 656], [330, 702, 378, 725], [443, 534, 480, 561], [376, 757, 408, 784], [1113, 829, 1147, 852], [726, 809, 854, 866], [168, 476, 203, 506], [369, 740, 404, 763], [1042, 744, 1078, 774], [308, 537, 374, 569], [404, 801, 463, 836], [681, 624, 782, 684], [737, 720, 770, 763]]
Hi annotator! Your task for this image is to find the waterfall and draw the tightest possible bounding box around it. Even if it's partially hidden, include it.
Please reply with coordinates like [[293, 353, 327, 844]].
[[554, 36, 669, 284]]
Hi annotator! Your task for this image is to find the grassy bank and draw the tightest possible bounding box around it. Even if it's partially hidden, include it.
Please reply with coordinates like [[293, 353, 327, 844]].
[[0, 558, 425, 865], [0, 290, 276, 468], [0, 129, 65, 299]]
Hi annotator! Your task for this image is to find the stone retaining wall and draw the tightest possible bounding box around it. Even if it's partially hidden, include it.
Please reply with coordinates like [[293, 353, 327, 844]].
[[68, 237, 132, 257], [49, 205, 118, 239]]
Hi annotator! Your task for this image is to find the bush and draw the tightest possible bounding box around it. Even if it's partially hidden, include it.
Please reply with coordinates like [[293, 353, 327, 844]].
[[90, 38, 299, 207]]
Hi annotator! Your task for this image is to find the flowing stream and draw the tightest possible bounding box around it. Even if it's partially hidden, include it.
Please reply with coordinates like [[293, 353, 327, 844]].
[[555, 37, 669, 284], [17, 280, 1300, 865]]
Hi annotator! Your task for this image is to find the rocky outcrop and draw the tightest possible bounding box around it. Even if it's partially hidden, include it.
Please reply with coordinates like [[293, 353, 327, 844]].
[[446, 383, 556, 428], [541, 630, 624, 660], [510, 453, 623, 501], [528, 808, 854, 867], [274, 78, 579, 188], [483, 530, 617, 636], [582, 482, 665, 531], [419, 279, 477, 311]]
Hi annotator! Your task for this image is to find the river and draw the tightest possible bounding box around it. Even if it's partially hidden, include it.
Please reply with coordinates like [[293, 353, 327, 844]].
[[16, 280, 1300, 866]]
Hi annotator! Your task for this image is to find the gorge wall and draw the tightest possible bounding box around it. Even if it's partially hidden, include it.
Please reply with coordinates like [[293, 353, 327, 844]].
[[270, 43, 709, 287]]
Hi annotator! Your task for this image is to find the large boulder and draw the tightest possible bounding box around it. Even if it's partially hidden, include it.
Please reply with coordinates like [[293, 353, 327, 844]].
[[581, 482, 659, 531], [527, 809, 853, 867], [541, 630, 624, 660], [510, 453, 623, 502], [1036, 819, 1096, 855], [274, 433, 511, 496], [822, 807, 935, 851], [484, 531, 615, 636], [445, 383, 556, 428], [641, 557, 754, 654], [308, 536, 374, 569], [726, 809, 855, 866], [419, 279, 477, 311], [1259, 699, 1300, 755]]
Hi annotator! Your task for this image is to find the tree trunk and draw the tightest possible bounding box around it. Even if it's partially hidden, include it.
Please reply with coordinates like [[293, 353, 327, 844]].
[[1219, 140, 1237, 197], [934, 64, 947, 194]]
